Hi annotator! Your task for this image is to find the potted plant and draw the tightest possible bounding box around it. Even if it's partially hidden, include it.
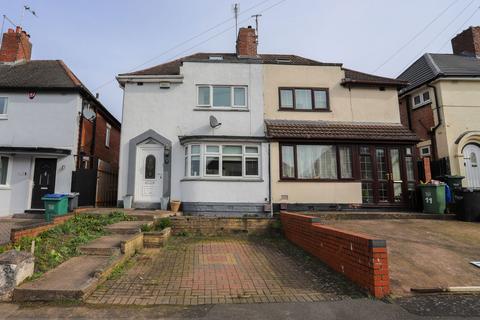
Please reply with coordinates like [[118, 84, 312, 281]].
[[170, 200, 181, 213]]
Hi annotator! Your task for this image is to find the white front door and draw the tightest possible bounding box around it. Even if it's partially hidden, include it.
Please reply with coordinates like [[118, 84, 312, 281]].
[[464, 144, 480, 188], [135, 144, 164, 203]]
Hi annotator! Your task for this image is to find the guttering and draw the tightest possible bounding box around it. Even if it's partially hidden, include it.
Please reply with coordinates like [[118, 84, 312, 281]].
[[116, 74, 184, 86], [428, 83, 442, 161]]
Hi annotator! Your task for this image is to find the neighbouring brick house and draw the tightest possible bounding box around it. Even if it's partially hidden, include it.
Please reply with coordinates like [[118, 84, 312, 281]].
[[0, 27, 121, 216], [397, 26, 480, 187]]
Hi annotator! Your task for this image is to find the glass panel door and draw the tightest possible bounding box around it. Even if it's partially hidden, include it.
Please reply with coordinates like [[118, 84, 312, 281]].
[[376, 148, 389, 203], [389, 148, 404, 203]]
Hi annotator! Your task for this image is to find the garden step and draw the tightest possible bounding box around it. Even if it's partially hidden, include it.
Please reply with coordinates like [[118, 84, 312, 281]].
[[105, 221, 152, 235], [13, 254, 125, 302], [12, 213, 45, 220], [78, 234, 133, 256]]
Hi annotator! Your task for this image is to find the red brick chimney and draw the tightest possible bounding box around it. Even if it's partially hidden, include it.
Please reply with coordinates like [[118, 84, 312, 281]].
[[0, 26, 32, 63], [451, 26, 480, 57], [236, 26, 257, 57]]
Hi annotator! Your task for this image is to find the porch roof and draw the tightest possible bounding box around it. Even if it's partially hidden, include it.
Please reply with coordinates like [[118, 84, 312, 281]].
[[0, 146, 71, 156], [264, 120, 419, 143]]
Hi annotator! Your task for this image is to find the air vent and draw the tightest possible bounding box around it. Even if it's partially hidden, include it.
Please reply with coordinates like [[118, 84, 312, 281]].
[[209, 55, 224, 61]]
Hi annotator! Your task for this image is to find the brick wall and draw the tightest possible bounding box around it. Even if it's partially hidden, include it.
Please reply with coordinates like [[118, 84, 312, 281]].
[[398, 97, 410, 127], [410, 104, 435, 141], [451, 26, 480, 57], [280, 212, 389, 298], [171, 216, 274, 236], [236, 27, 257, 56], [93, 112, 120, 169], [10, 214, 74, 243]]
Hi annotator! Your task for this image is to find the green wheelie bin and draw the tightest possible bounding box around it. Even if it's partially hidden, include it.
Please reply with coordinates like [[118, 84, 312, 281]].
[[42, 194, 69, 222], [419, 184, 446, 214]]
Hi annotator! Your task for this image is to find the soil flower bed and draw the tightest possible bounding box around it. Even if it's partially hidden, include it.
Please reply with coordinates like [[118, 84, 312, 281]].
[[0, 211, 135, 279]]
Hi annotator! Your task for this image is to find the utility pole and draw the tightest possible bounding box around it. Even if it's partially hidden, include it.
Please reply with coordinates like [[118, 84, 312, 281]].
[[251, 14, 262, 44]]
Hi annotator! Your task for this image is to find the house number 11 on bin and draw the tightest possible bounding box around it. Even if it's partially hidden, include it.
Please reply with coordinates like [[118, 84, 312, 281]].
[[424, 191, 433, 204]]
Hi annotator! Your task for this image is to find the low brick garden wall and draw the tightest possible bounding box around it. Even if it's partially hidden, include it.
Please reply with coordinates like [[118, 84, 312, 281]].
[[171, 216, 274, 236], [10, 214, 74, 243], [280, 212, 389, 298]]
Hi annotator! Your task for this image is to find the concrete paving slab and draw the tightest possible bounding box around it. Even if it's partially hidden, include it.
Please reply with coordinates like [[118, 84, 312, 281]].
[[105, 221, 152, 234], [79, 235, 133, 256], [13, 255, 122, 302]]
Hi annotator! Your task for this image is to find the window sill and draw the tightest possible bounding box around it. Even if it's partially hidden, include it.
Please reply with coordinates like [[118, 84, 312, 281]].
[[278, 179, 359, 183], [0, 185, 12, 190], [277, 108, 331, 112], [181, 177, 263, 182], [194, 107, 249, 112], [0, 115, 8, 120]]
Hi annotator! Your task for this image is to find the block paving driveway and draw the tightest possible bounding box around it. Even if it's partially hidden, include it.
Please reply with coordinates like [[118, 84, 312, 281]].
[[87, 236, 364, 305]]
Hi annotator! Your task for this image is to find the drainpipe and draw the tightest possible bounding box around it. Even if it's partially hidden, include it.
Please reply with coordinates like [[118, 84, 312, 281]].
[[428, 83, 442, 161], [268, 142, 273, 218]]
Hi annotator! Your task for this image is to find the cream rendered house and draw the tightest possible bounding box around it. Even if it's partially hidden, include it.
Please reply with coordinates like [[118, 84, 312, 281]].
[[264, 63, 419, 210], [398, 26, 480, 188]]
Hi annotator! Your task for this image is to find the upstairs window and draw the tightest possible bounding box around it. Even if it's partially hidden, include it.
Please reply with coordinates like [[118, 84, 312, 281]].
[[279, 88, 329, 111], [412, 90, 431, 108], [105, 124, 111, 148], [0, 97, 7, 119], [197, 85, 247, 108]]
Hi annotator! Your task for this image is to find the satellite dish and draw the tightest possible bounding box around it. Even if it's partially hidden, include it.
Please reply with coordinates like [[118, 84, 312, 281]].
[[209, 115, 222, 128]]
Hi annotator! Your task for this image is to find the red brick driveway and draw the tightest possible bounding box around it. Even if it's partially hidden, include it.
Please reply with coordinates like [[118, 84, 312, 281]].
[[87, 236, 364, 305]]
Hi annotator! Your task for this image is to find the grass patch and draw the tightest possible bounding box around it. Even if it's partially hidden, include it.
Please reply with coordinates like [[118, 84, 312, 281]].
[[0, 211, 135, 277], [141, 217, 172, 232], [108, 256, 136, 280]]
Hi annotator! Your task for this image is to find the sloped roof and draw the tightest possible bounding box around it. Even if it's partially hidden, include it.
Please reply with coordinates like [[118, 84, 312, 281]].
[[343, 69, 408, 87], [119, 53, 342, 76], [265, 119, 419, 142], [119, 52, 403, 87], [0, 60, 81, 89], [397, 53, 480, 94]]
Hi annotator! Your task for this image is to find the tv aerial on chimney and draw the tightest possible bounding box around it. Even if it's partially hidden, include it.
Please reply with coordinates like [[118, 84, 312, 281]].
[[251, 14, 262, 44], [232, 3, 240, 37], [19, 4, 38, 27]]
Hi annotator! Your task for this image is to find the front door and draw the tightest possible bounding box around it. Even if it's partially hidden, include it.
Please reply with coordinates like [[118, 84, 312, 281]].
[[463, 144, 480, 188], [31, 158, 57, 209], [135, 144, 164, 203], [361, 146, 415, 205]]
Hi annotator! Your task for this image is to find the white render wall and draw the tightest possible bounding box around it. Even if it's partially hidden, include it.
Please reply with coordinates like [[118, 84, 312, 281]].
[[0, 92, 81, 216], [118, 61, 268, 204]]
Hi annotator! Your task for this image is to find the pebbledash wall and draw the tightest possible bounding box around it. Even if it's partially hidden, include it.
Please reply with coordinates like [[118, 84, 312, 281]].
[[117, 61, 269, 215], [0, 92, 81, 215], [280, 212, 390, 298]]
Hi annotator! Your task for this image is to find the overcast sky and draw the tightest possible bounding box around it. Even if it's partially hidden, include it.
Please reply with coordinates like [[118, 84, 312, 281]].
[[2, 0, 479, 121]]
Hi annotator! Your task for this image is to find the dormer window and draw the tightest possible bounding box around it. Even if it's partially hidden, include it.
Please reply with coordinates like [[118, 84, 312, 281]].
[[197, 85, 247, 109], [412, 90, 431, 108]]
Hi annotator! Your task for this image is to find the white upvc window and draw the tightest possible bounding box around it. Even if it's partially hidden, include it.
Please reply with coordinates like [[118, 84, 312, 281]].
[[105, 123, 111, 147], [412, 90, 431, 108], [0, 156, 11, 186], [196, 85, 247, 108], [184, 143, 260, 179], [0, 97, 8, 119], [420, 146, 431, 157]]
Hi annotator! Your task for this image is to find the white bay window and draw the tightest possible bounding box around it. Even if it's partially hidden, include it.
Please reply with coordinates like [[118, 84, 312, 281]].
[[184, 143, 260, 179]]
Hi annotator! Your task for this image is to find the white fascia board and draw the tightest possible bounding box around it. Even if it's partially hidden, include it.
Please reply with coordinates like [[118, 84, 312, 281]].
[[116, 75, 184, 85]]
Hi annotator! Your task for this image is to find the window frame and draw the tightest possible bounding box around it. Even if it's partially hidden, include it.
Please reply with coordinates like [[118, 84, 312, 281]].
[[278, 87, 330, 112], [420, 146, 431, 157], [412, 90, 432, 109], [279, 143, 356, 181], [0, 97, 8, 119], [184, 143, 260, 179], [196, 85, 248, 109], [0, 155, 11, 187]]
